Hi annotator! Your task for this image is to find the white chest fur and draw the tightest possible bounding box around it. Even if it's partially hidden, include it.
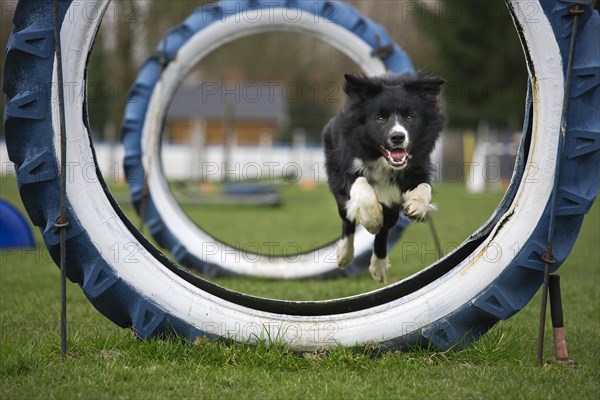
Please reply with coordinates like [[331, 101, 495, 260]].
[[352, 158, 402, 207]]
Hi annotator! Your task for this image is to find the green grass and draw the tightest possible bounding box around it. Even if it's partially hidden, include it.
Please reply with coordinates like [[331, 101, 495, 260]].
[[1, 174, 599, 399], [110, 180, 506, 299]]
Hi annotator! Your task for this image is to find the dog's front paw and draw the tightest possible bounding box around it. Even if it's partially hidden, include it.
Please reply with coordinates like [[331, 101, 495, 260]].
[[368, 254, 389, 284], [359, 201, 383, 235], [346, 177, 383, 235], [403, 183, 435, 222], [336, 236, 354, 269]]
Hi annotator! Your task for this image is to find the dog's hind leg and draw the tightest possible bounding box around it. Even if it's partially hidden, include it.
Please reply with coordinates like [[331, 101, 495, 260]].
[[337, 217, 355, 269], [369, 228, 390, 283], [369, 206, 400, 283]]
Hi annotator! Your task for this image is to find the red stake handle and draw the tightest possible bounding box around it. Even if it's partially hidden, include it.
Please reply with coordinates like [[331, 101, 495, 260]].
[[549, 275, 575, 365]]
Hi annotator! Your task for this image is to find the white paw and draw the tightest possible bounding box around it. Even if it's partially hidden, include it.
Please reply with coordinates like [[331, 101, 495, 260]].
[[368, 254, 389, 284], [403, 183, 435, 222], [346, 177, 383, 235], [359, 201, 383, 235], [336, 235, 354, 269]]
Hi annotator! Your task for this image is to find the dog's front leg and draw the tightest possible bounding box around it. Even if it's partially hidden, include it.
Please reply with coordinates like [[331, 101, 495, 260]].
[[403, 183, 435, 222], [346, 177, 383, 235]]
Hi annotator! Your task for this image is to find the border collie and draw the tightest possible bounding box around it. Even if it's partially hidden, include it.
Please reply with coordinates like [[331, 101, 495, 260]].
[[323, 73, 446, 283]]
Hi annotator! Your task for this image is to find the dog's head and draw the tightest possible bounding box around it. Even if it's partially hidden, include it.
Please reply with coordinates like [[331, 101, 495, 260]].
[[343, 73, 446, 170]]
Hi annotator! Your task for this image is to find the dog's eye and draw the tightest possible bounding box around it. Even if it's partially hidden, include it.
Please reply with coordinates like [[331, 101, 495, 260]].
[[405, 114, 415, 122], [376, 116, 386, 123]]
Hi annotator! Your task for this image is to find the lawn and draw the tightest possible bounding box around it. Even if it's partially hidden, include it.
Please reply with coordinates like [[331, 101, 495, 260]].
[[1, 174, 599, 399]]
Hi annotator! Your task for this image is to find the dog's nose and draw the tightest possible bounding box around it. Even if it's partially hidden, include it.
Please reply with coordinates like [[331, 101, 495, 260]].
[[390, 133, 406, 145]]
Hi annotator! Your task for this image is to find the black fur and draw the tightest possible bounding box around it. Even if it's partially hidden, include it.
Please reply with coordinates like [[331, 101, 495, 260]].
[[323, 72, 446, 270]]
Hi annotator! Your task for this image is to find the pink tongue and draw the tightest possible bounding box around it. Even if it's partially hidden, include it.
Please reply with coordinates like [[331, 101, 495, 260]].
[[390, 148, 408, 161]]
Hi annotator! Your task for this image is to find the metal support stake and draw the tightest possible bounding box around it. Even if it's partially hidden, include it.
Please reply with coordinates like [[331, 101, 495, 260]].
[[427, 216, 443, 260], [536, 2, 584, 366], [53, 0, 70, 359]]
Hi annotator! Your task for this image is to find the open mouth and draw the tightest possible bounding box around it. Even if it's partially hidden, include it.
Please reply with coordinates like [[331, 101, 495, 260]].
[[380, 145, 409, 168]]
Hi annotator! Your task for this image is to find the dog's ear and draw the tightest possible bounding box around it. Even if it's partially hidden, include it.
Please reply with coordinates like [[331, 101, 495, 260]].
[[344, 74, 383, 100], [405, 75, 445, 96]]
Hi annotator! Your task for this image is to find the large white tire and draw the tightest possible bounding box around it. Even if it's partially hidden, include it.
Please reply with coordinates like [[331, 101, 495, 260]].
[[3, 0, 598, 351]]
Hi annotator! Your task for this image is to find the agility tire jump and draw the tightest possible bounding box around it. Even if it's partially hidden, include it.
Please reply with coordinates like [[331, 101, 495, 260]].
[[3, 0, 599, 351], [121, 0, 414, 279]]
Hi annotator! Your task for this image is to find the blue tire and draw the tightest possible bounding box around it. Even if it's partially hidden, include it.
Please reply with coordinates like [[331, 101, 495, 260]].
[[3, 0, 599, 351], [120, 0, 414, 279]]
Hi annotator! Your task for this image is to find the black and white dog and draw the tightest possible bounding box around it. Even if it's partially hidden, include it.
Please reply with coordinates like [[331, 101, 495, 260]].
[[323, 73, 445, 283]]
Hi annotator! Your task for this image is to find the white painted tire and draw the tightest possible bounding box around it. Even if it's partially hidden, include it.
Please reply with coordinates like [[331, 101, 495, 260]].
[[121, 0, 414, 278], [3, 0, 598, 351]]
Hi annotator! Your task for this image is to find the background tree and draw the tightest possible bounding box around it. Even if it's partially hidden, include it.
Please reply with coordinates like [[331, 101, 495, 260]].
[[414, 0, 529, 130], [5, 1, 531, 139]]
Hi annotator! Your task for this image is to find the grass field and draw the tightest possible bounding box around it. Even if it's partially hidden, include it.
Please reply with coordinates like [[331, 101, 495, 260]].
[[1, 174, 599, 399]]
